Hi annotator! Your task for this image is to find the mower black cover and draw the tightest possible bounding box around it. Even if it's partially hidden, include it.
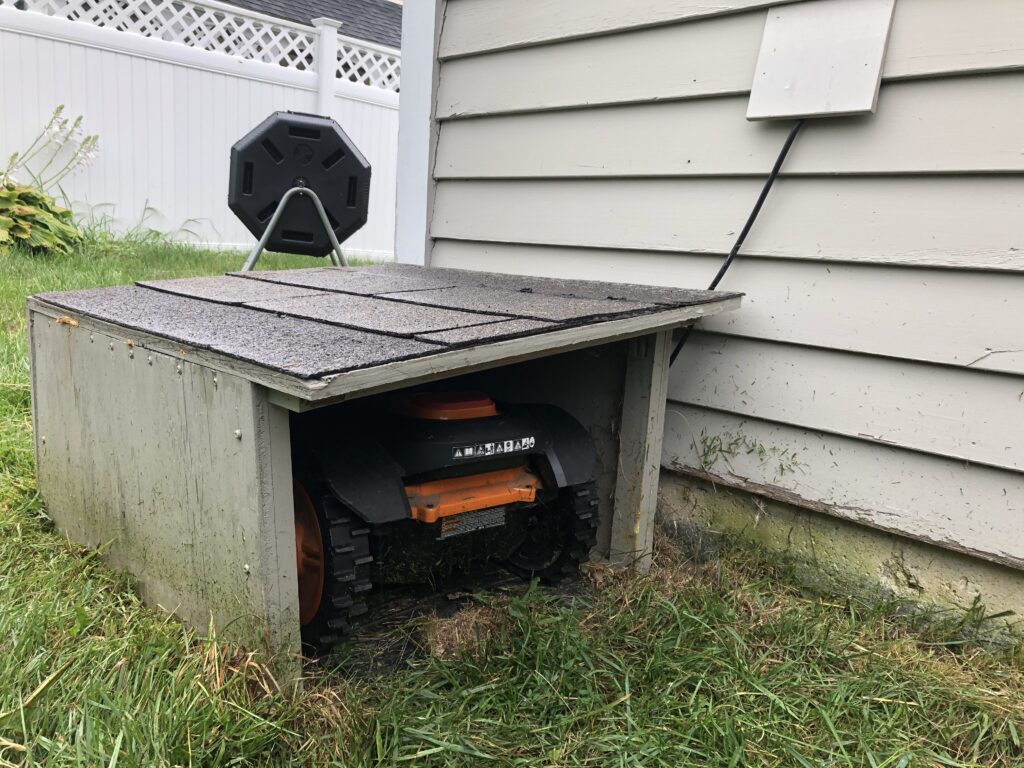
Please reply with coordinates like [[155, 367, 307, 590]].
[[298, 402, 596, 525]]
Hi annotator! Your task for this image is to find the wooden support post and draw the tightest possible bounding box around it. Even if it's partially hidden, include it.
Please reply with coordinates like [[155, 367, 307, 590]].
[[251, 390, 302, 685], [609, 329, 672, 571]]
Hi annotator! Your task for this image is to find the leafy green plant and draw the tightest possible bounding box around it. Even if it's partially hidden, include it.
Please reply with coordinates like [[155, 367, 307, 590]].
[[2, 105, 99, 197], [0, 183, 83, 255], [0, 105, 96, 255]]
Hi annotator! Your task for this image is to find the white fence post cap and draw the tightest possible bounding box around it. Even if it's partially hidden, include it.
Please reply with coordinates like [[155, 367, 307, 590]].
[[312, 17, 343, 29]]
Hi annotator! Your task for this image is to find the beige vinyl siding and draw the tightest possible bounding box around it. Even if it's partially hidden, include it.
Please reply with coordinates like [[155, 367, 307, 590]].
[[670, 334, 1024, 473], [436, 73, 1024, 177], [437, 0, 1024, 118], [439, 0, 799, 58], [439, 0, 1023, 65], [432, 242, 1024, 376], [428, 0, 1024, 568], [433, 178, 1023, 271], [663, 404, 1024, 570]]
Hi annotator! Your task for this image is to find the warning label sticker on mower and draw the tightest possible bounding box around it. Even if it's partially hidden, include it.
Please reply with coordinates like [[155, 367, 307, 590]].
[[451, 436, 536, 460], [440, 506, 506, 539]]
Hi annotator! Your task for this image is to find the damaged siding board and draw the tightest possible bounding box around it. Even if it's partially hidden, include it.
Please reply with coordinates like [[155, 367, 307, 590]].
[[440, 0, 803, 59], [436, 73, 1024, 178], [437, 0, 1024, 118], [668, 333, 1024, 473], [663, 403, 1024, 570], [432, 177, 1024, 272], [431, 242, 1024, 376]]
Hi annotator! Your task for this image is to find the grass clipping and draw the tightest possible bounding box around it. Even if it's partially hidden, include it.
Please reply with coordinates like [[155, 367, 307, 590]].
[[421, 604, 511, 660]]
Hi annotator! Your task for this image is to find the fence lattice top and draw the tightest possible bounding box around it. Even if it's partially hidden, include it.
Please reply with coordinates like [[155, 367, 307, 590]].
[[338, 38, 400, 92], [3, 0, 400, 91]]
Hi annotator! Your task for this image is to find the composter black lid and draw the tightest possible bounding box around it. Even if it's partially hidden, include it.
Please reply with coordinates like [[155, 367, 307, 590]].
[[228, 111, 372, 257]]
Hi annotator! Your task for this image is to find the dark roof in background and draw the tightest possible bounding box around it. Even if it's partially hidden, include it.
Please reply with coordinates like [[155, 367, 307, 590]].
[[223, 0, 402, 49]]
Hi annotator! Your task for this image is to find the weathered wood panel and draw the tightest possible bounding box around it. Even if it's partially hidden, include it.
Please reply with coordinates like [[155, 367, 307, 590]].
[[431, 241, 1024, 376], [431, 177, 1024, 271], [669, 334, 1024, 473], [436, 73, 1024, 177], [610, 331, 671, 569], [662, 403, 1024, 570], [29, 311, 300, 660], [440, 0, 802, 59], [251, 389, 300, 669], [436, 0, 1024, 117]]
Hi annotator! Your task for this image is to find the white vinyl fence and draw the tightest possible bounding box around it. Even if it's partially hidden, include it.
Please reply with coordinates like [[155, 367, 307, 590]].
[[0, 0, 400, 258]]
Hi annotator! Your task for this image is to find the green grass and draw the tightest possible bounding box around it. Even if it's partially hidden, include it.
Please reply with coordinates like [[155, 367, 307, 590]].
[[1, 241, 1023, 766]]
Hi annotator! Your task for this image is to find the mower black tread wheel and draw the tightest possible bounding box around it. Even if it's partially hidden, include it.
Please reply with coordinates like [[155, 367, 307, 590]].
[[301, 485, 373, 649], [507, 480, 599, 585]]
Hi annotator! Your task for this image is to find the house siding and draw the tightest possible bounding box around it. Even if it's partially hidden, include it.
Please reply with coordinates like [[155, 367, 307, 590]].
[[425, 0, 1024, 569]]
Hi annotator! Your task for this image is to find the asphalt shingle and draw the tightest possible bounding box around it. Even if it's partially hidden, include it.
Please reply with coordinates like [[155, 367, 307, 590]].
[[33, 266, 742, 380], [247, 292, 506, 335], [36, 285, 439, 378]]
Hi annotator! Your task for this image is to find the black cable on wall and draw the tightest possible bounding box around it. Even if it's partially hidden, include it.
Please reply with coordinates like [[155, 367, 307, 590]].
[[669, 118, 805, 367]]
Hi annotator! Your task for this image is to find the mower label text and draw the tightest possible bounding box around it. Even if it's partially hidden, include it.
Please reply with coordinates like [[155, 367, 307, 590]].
[[452, 436, 536, 460], [440, 507, 506, 539]]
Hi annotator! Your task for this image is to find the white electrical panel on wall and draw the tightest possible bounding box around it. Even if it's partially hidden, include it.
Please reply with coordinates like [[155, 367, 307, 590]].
[[747, 0, 896, 121]]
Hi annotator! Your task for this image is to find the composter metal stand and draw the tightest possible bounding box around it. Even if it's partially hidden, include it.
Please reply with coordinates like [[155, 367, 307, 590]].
[[239, 186, 347, 271]]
